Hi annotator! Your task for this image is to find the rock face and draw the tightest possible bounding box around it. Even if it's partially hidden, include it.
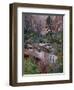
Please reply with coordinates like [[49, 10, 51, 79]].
[[49, 16, 63, 32], [23, 14, 63, 34]]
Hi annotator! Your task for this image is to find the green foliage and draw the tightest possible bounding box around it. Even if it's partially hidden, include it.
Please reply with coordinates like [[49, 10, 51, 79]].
[[24, 57, 40, 74], [56, 52, 63, 73]]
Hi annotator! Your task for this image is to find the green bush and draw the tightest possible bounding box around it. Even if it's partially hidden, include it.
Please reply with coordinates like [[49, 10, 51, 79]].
[[24, 57, 40, 74]]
